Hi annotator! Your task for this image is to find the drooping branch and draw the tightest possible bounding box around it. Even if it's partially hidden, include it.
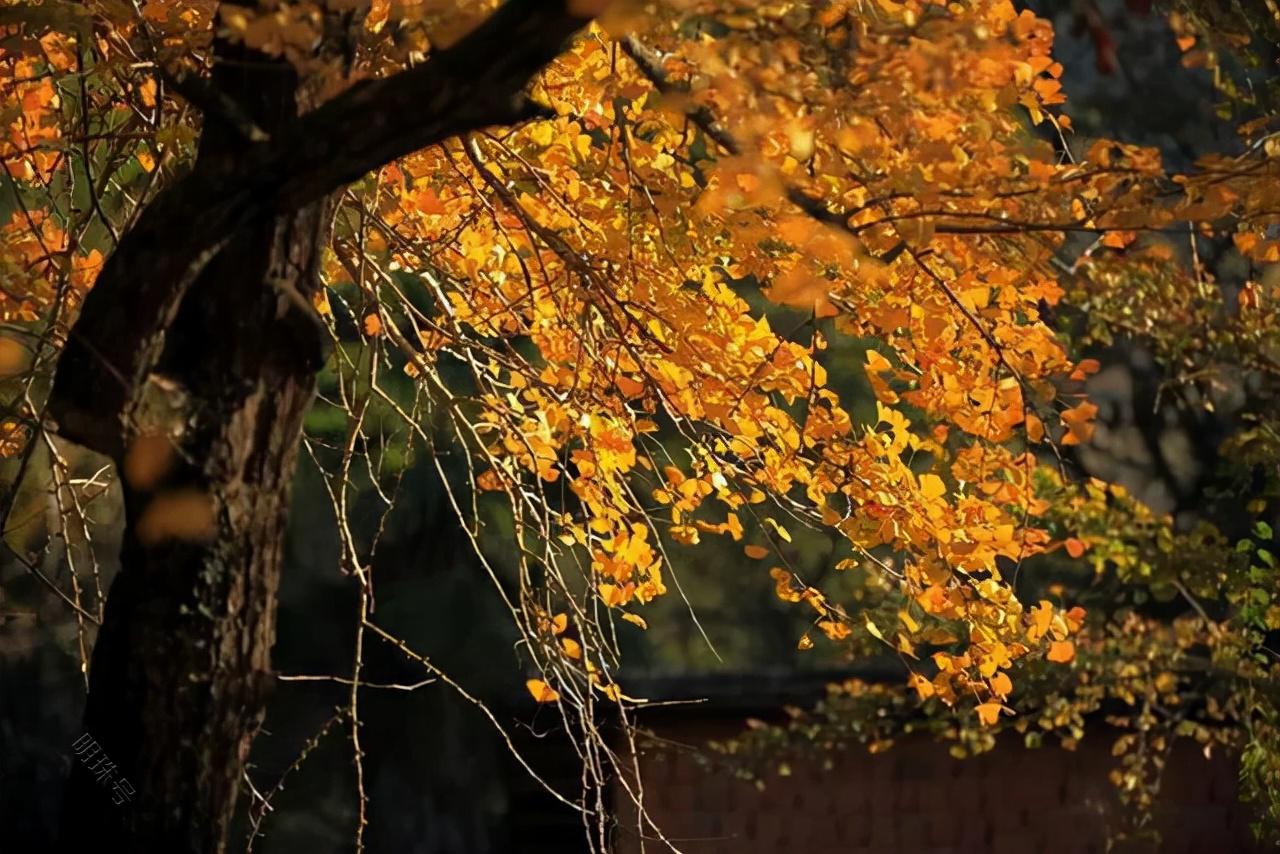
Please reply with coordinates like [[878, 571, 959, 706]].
[[47, 0, 593, 458]]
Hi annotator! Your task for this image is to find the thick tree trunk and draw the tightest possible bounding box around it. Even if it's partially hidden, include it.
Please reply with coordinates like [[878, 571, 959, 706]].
[[57, 43, 331, 854], [44, 4, 590, 851]]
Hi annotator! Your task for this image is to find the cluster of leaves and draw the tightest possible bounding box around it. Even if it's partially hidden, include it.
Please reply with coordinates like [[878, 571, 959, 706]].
[[2, 0, 1280, 845], [260, 0, 1126, 725]]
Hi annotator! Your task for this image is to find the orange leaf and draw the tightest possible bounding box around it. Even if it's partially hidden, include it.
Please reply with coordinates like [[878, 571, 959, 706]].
[[615, 375, 645, 397], [1047, 640, 1076, 663], [1100, 230, 1135, 249], [475, 470, 504, 492], [138, 78, 157, 108], [526, 678, 560, 703], [598, 583, 628, 607], [1065, 606, 1087, 632], [817, 619, 851, 640], [908, 672, 935, 700], [413, 187, 445, 216], [1072, 358, 1101, 378], [1025, 412, 1045, 443], [976, 702, 1005, 726], [1060, 400, 1098, 445]]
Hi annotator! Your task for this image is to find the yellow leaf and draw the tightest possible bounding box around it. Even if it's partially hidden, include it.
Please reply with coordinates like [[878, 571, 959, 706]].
[[744, 544, 770, 559], [896, 633, 916, 658], [990, 671, 1013, 697], [899, 608, 920, 633], [976, 702, 1004, 726], [1100, 230, 1135, 249], [796, 633, 814, 651], [363, 314, 382, 336], [764, 517, 792, 543], [818, 619, 851, 640], [599, 583, 628, 607], [138, 78, 157, 108], [918, 473, 946, 501], [527, 121, 555, 147], [1030, 600, 1053, 639], [908, 672, 935, 700], [561, 638, 582, 660], [770, 568, 803, 603], [312, 289, 332, 316], [526, 679, 560, 703], [620, 612, 647, 629]]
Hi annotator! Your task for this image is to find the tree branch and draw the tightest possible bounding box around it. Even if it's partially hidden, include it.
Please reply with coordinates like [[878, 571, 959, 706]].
[[47, 0, 591, 458], [620, 35, 740, 156], [159, 65, 269, 143], [622, 35, 866, 232]]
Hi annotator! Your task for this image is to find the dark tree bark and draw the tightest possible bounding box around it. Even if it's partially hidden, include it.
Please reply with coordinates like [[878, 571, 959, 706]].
[[57, 36, 334, 854], [52, 3, 592, 852]]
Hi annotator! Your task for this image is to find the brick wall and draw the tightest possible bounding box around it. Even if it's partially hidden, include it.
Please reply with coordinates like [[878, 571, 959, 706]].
[[611, 718, 1264, 853]]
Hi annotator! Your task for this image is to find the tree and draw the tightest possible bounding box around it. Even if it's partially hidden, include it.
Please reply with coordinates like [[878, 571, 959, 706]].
[[6, 1, 592, 850], [0, 0, 1277, 851]]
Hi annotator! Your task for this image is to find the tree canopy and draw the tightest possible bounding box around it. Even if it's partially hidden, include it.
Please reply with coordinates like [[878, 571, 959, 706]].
[[1, 0, 1278, 850]]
